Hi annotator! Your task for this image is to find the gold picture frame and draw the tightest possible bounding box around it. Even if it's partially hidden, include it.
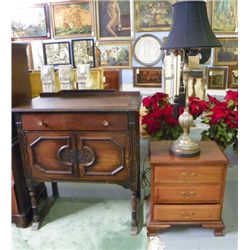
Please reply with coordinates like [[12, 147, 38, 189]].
[[228, 65, 238, 89], [96, 41, 132, 69], [50, 0, 95, 38], [86, 68, 104, 89], [135, 0, 176, 32], [207, 67, 228, 90], [96, 0, 134, 41], [211, 0, 238, 34], [214, 37, 238, 66]]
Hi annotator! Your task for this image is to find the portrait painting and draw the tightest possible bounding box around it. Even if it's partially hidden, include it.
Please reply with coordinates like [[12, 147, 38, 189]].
[[51, 0, 95, 38], [134, 67, 162, 88], [11, 4, 50, 39], [214, 38, 238, 66], [96, 0, 134, 40], [212, 0, 238, 33], [228, 65, 238, 89], [72, 39, 95, 68], [96, 42, 132, 69], [207, 67, 228, 90], [43, 42, 71, 66], [135, 0, 176, 32]]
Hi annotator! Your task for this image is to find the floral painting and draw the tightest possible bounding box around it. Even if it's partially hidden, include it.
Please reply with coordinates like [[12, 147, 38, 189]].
[[96, 0, 133, 40], [134, 67, 162, 87], [135, 0, 176, 32], [11, 4, 49, 39], [72, 39, 95, 68], [51, 1, 94, 38], [96, 42, 132, 69], [212, 0, 238, 33]]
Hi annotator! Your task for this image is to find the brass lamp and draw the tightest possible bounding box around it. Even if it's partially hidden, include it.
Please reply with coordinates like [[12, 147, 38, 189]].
[[161, 0, 222, 157]]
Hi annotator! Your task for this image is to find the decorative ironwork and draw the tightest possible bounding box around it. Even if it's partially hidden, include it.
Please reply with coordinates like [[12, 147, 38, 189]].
[[58, 146, 75, 163], [78, 146, 95, 166]]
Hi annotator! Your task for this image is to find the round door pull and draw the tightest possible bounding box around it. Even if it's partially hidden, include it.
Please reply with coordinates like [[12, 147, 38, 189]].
[[37, 120, 45, 127], [102, 120, 109, 126]]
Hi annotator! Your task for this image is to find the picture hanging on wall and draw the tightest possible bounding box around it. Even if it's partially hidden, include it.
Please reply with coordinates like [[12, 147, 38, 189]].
[[133, 34, 163, 66], [214, 37, 238, 66], [135, 0, 175, 32], [43, 41, 71, 66], [228, 65, 238, 89], [133, 67, 162, 88], [50, 0, 95, 38], [96, 42, 132, 69], [207, 67, 228, 90], [96, 0, 134, 40], [211, 0, 238, 34], [11, 4, 50, 39], [72, 39, 95, 68]]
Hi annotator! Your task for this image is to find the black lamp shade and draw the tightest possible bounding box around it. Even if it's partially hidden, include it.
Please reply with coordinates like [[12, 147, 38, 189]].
[[162, 0, 221, 50]]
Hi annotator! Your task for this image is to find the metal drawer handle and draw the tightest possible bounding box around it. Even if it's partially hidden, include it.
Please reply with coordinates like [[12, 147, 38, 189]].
[[37, 120, 46, 127], [181, 211, 194, 219], [181, 171, 197, 177], [181, 191, 196, 197], [102, 120, 109, 126]]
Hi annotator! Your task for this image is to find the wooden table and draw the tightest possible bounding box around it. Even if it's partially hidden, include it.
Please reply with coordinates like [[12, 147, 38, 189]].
[[12, 90, 142, 234], [147, 140, 229, 236]]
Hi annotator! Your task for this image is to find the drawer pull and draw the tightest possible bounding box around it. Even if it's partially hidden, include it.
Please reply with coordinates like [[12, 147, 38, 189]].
[[181, 211, 194, 219], [37, 120, 46, 127], [102, 120, 109, 126], [181, 171, 197, 177], [181, 191, 196, 197]]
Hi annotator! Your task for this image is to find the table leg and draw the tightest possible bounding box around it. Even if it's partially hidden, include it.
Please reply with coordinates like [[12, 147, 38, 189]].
[[28, 186, 40, 231]]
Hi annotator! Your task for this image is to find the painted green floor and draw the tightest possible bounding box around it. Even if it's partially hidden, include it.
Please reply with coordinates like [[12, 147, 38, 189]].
[[12, 198, 147, 250]]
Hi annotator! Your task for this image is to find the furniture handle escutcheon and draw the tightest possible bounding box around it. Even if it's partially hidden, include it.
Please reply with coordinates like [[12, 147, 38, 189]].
[[37, 120, 47, 127], [181, 191, 196, 197], [181, 211, 194, 219], [102, 120, 109, 126], [181, 171, 197, 177]]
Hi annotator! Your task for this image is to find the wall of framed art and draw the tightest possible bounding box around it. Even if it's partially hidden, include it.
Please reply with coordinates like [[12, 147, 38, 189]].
[[11, 0, 238, 97]]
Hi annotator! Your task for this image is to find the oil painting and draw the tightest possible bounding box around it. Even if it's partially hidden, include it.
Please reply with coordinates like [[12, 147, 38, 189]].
[[11, 4, 50, 39], [51, 0, 95, 38], [214, 38, 238, 66], [135, 0, 175, 32], [134, 67, 162, 87], [212, 0, 238, 33], [228, 65, 238, 89], [96, 0, 133, 40], [207, 67, 227, 90], [72, 39, 95, 68], [96, 42, 132, 69]]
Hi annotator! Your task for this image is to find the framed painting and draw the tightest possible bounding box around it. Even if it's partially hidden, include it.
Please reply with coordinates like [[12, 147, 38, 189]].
[[86, 68, 104, 89], [133, 34, 163, 66], [96, 0, 134, 40], [135, 0, 176, 32], [96, 42, 132, 69], [214, 38, 238, 66], [207, 67, 228, 90], [211, 0, 238, 34], [228, 65, 238, 89], [72, 39, 95, 68], [50, 0, 95, 38], [43, 41, 71, 66], [133, 67, 162, 88], [11, 4, 50, 39]]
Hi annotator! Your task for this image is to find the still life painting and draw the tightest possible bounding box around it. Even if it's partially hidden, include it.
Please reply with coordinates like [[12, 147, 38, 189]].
[[11, 4, 49, 39], [51, 0, 94, 38], [96, 42, 131, 68], [96, 0, 133, 40], [212, 0, 238, 33], [135, 0, 175, 32], [207, 67, 227, 90]]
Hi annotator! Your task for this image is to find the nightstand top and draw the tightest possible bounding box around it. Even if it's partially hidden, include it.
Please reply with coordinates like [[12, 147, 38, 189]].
[[149, 140, 230, 165]]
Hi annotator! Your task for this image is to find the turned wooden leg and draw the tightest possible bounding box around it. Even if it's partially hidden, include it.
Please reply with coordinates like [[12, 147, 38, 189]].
[[28, 186, 40, 231], [51, 182, 59, 197], [131, 191, 138, 235]]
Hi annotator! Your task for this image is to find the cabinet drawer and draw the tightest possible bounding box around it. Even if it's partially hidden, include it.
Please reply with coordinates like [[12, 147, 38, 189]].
[[22, 113, 128, 131], [154, 184, 222, 203], [153, 204, 221, 221], [154, 166, 223, 183]]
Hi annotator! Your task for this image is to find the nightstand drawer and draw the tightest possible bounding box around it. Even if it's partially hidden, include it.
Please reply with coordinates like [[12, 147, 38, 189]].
[[154, 184, 222, 203], [153, 204, 221, 221], [154, 166, 223, 183], [22, 113, 128, 131]]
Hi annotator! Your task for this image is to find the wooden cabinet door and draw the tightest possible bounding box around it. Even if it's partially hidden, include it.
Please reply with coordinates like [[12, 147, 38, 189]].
[[76, 132, 130, 182], [25, 132, 78, 181]]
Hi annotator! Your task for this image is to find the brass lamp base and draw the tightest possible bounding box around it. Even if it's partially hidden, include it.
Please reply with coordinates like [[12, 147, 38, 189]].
[[170, 135, 200, 157], [170, 107, 200, 157]]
